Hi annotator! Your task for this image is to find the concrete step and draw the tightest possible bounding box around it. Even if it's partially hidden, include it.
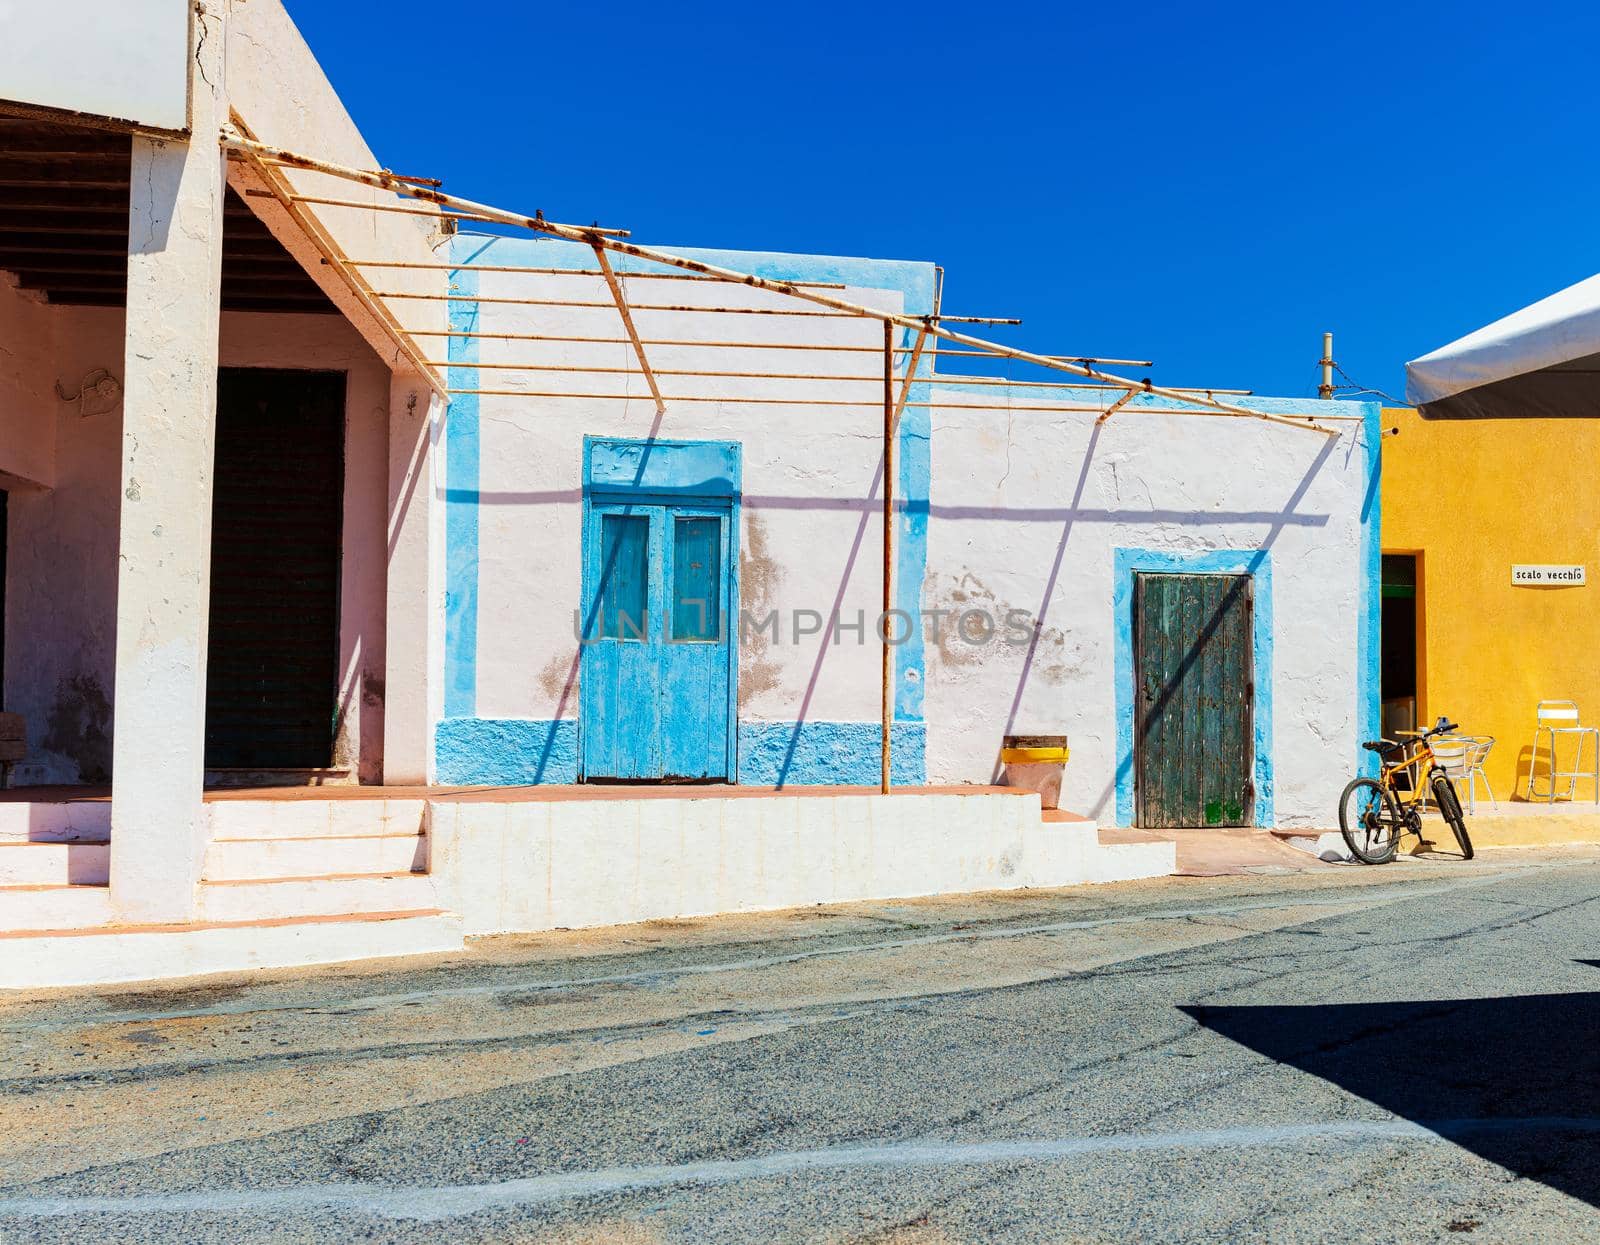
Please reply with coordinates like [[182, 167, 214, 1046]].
[[0, 909, 465, 990], [0, 800, 111, 843], [203, 834, 427, 882], [0, 883, 113, 931], [205, 799, 428, 842], [195, 871, 438, 923], [0, 842, 109, 886], [1087, 828, 1178, 883]]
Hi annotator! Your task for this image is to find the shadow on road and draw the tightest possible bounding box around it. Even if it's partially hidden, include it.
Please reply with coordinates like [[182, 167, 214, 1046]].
[[1184, 964, 1600, 1208]]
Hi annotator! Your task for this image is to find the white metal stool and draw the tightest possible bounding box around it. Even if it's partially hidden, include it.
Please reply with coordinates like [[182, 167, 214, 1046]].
[[1527, 700, 1600, 802]]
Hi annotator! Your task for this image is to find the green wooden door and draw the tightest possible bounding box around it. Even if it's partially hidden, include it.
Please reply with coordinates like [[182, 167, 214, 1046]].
[[1133, 572, 1254, 829]]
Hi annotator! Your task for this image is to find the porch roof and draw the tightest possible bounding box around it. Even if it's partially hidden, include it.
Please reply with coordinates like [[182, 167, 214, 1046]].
[[0, 115, 338, 314]]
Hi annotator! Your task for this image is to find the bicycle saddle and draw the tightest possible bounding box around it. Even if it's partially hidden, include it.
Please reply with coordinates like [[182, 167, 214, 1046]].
[[1361, 739, 1403, 754]]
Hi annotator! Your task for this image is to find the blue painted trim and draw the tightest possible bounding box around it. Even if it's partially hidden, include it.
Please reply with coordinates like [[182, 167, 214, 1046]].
[[894, 331, 934, 723], [1357, 401, 1383, 776], [584, 435, 742, 497], [449, 234, 936, 316], [925, 378, 1371, 423], [435, 718, 578, 785], [443, 250, 487, 718], [432, 719, 925, 787], [1112, 548, 1275, 828], [739, 721, 926, 786]]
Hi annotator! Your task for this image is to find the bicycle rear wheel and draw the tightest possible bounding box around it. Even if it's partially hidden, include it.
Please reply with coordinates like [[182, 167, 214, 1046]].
[[1339, 777, 1401, 864], [1431, 774, 1475, 860]]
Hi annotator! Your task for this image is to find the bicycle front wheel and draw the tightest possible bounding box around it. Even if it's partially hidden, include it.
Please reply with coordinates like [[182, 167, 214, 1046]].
[[1339, 777, 1401, 864], [1431, 774, 1474, 860]]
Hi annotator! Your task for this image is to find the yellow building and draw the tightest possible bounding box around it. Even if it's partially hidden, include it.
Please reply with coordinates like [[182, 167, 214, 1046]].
[[1381, 405, 1600, 802]]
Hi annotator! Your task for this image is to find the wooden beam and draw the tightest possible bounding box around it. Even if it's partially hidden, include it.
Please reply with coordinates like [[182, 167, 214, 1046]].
[[892, 324, 931, 427], [0, 178, 131, 191], [591, 242, 666, 414], [226, 125, 446, 393], [1095, 388, 1142, 425], [221, 134, 1334, 434]]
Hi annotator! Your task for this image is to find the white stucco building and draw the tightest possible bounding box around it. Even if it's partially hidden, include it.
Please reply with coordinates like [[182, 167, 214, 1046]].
[[0, 3, 1377, 987]]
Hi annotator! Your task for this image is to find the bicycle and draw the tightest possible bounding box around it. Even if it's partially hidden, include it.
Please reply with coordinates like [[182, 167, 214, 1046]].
[[1338, 717, 1475, 864]]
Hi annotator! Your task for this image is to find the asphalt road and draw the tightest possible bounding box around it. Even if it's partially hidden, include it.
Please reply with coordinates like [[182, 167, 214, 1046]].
[[1, 847, 1598, 1243]]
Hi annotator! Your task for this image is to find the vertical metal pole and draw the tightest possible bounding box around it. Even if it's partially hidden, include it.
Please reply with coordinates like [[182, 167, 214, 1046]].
[[1319, 331, 1334, 400], [882, 319, 895, 795]]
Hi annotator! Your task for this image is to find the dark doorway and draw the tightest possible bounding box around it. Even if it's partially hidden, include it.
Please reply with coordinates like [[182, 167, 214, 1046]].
[[1133, 572, 1254, 828], [205, 369, 345, 770], [1381, 553, 1419, 741]]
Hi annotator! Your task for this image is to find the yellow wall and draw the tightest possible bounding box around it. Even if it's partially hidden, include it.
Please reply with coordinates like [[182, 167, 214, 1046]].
[[1382, 405, 1600, 799]]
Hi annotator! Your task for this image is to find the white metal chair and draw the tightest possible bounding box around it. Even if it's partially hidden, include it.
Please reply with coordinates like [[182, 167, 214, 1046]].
[[1528, 701, 1600, 802], [1424, 735, 1472, 813], [1428, 734, 1496, 814], [1463, 736, 1496, 812]]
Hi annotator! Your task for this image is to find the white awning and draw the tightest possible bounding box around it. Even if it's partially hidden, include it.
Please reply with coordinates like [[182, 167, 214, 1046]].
[[1406, 272, 1600, 419]]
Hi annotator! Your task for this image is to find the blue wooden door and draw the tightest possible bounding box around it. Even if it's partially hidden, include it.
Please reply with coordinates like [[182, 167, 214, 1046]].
[[581, 500, 733, 780]]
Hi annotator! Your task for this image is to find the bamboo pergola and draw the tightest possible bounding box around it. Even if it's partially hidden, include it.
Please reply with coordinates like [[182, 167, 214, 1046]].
[[222, 130, 1352, 795]]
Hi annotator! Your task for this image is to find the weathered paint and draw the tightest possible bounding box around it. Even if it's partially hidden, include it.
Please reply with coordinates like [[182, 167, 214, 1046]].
[[435, 718, 579, 785], [1112, 549, 1274, 827], [738, 721, 926, 786], [430, 718, 926, 788]]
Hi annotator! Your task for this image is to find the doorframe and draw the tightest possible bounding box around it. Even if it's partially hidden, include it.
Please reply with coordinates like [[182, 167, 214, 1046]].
[[579, 437, 741, 782], [1112, 547, 1274, 827]]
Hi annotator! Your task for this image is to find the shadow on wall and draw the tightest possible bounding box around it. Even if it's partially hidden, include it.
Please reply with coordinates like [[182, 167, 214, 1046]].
[[1510, 741, 1600, 803], [1184, 965, 1600, 1209]]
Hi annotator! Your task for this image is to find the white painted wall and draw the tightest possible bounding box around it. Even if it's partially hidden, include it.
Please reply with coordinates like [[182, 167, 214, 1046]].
[[923, 388, 1367, 828], [460, 244, 908, 731], [429, 791, 1070, 937]]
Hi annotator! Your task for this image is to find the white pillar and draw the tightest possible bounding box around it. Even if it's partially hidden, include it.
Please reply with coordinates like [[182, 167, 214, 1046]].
[[108, 7, 227, 923], [383, 373, 440, 785]]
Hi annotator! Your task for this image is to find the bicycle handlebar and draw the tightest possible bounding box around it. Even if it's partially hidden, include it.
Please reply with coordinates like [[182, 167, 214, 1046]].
[[1396, 718, 1461, 741]]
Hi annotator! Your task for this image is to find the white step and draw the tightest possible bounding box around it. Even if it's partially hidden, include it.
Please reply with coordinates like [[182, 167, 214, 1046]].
[[203, 834, 426, 881], [0, 884, 113, 931], [0, 909, 464, 990], [0, 842, 109, 886], [196, 872, 438, 923], [0, 800, 112, 843], [205, 799, 428, 841], [1086, 835, 1178, 883]]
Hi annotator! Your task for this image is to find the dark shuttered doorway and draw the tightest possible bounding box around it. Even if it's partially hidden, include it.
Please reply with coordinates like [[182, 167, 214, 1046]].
[[1133, 572, 1254, 829], [205, 368, 345, 771]]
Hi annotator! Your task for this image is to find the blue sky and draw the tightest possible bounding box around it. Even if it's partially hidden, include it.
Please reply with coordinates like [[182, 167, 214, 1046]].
[[286, 1, 1600, 402]]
